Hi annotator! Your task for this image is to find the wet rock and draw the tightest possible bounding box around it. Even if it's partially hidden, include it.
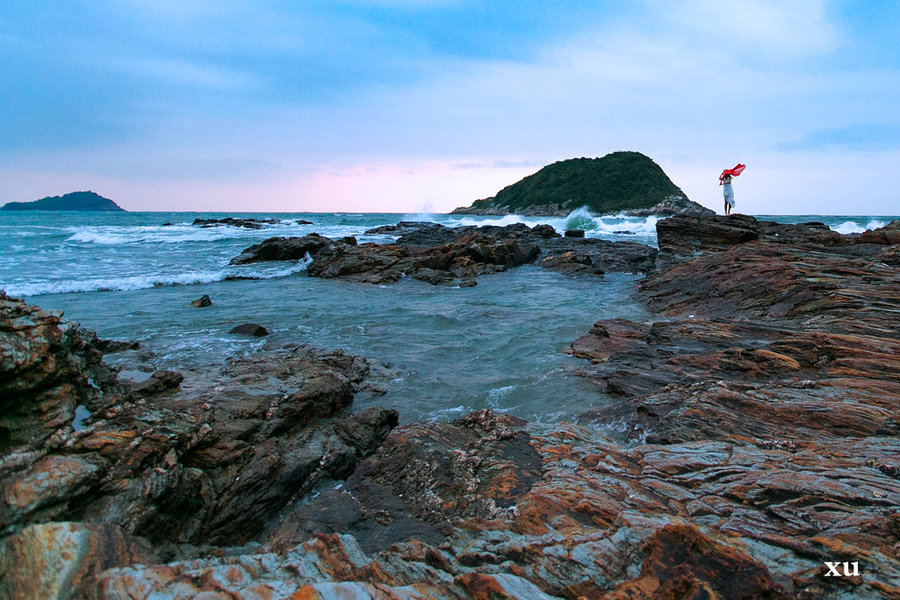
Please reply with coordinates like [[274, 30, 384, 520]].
[[0, 294, 398, 554], [189, 294, 211, 308], [858, 218, 900, 244], [233, 222, 654, 286], [130, 370, 183, 397], [564, 228, 585, 237], [306, 231, 540, 286], [94, 339, 140, 353], [229, 322, 269, 336], [540, 237, 658, 275], [192, 217, 280, 229], [0, 292, 121, 453], [229, 233, 336, 265]]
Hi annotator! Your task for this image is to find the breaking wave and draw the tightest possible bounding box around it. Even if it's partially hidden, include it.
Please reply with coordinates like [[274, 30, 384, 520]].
[[830, 219, 886, 235], [4, 258, 310, 297], [445, 207, 660, 239]]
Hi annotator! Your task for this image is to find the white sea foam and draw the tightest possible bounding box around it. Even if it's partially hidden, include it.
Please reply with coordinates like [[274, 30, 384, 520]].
[[445, 207, 659, 238], [4, 258, 311, 297], [830, 219, 886, 234], [66, 226, 239, 245], [64, 221, 317, 246]]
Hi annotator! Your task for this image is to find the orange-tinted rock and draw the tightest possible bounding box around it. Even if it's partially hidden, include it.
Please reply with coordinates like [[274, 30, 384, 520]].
[[0, 522, 155, 600]]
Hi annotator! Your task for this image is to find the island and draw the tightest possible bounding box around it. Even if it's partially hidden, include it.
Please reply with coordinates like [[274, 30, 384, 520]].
[[452, 151, 713, 217], [0, 191, 126, 212]]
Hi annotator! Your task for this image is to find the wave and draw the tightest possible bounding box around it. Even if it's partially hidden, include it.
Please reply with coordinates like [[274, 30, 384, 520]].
[[64, 221, 320, 246], [3, 258, 311, 297], [66, 226, 251, 245], [830, 219, 886, 235], [445, 207, 659, 238]]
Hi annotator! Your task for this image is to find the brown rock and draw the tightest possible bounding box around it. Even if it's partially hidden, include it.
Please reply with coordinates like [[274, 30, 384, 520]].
[[189, 294, 212, 308], [0, 522, 155, 600]]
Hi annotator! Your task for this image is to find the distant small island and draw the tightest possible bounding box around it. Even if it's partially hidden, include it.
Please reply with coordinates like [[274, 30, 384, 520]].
[[452, 151, 713, 217], [1, 191, 126, 212]]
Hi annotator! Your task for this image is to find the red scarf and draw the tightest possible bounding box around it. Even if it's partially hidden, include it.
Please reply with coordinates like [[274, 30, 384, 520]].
[[719, 163, 746, 183]]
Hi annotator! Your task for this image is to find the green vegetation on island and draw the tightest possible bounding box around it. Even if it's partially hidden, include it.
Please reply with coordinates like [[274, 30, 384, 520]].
[[453, 151, 700, 216], [1, 191, 125, 212]]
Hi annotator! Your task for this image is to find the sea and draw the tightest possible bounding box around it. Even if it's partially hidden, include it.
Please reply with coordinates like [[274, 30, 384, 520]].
[[1, 209, 894, 424]]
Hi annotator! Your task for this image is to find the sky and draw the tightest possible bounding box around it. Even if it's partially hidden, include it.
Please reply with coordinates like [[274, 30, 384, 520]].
[[1, 0, 899, 214]]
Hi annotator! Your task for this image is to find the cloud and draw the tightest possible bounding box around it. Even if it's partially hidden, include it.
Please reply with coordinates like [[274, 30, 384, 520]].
[[779, 123, 900, 152], [657, 0, 838, 59]]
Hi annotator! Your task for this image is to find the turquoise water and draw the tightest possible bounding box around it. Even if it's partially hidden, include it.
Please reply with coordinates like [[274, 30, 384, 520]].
[[1, 210, 894, 423]]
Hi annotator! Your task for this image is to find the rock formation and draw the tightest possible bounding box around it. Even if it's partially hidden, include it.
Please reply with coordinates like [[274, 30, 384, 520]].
[[2, 217, 899, 599], [451, 152, 712, 217], [231, 221, 658, 286], [0, 295, 398, 597]]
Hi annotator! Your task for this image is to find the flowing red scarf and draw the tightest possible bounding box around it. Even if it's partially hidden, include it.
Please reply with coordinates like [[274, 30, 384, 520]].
[[719, 163, 746, 183]]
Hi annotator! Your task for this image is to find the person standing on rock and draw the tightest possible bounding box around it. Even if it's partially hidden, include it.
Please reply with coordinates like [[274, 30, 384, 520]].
[[719, 163, 745, 215], [721, 173, 735, 215]]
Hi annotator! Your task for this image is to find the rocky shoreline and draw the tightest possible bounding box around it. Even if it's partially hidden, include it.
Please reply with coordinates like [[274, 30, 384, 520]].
[[1, 216, 899, 599]]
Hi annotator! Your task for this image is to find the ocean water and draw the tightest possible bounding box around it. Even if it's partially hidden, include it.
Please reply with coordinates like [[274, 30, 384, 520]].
[[1, 210, 895, 423]]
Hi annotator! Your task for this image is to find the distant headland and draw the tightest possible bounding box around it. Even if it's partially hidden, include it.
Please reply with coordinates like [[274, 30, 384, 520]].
[[452, 151, 713, 217], [0, 191, 126, 212]]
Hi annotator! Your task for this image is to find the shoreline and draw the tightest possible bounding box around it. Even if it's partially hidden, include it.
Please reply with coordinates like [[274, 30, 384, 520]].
[[1, 215, 899, 598]]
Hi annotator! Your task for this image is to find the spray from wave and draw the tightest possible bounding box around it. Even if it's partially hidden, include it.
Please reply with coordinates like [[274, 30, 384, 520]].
[[445, 207, 659, 240], [830, 219, 886, 235]]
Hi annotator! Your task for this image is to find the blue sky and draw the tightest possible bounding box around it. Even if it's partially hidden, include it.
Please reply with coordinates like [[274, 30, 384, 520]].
[[2, 0, 899, 214]]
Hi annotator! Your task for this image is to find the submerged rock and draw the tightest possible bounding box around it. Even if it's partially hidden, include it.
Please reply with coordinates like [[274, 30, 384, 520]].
[[189, 294, 212, 308], [229, 322, 269, 336]]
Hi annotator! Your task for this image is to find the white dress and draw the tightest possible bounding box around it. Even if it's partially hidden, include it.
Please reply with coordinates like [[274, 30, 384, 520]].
[[723, 181, 735, 207]]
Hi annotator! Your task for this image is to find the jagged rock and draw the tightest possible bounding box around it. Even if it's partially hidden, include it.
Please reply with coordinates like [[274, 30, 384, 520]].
[[192, 217, 280, 229], [229, 322, 269, 336], [229, 233, 336, 265], [563, 229, 585, 237], [0, 522, 155, 600], [656, 214, 760, 255], [859, 219, 900, 244], [232, 222, 657, 284], [656, 214, 858, 257], [306, 231, 540, 286], [0, 292, 121, 453], [130, 370, 183, 396], [189, 294, 211, 308], [0, 294, 398, 554]]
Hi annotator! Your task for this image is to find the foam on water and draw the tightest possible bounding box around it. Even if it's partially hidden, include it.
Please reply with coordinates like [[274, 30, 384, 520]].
[[6, 258, 311, 297], [5, 210, 896, 424], [445, 206, 660, 241], [830, 219, 886, 234]]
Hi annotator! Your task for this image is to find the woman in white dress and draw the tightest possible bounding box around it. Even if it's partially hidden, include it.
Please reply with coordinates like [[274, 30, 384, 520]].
[[722, 173, 735, 215]]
